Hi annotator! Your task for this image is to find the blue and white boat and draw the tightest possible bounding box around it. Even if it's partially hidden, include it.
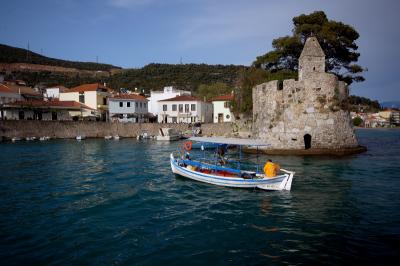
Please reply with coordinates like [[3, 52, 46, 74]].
[[170, 137, 294, 191]]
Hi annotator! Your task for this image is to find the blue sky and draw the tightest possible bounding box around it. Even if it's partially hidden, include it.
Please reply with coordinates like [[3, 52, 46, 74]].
[[1, 0, 399, 102]]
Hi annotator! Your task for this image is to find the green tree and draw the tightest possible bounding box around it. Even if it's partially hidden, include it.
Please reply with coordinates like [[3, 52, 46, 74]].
[[353, 116, 363, 127], [253, 11, 365, 85], [232, 68, 296, 115], [196, 82, 231, 101]]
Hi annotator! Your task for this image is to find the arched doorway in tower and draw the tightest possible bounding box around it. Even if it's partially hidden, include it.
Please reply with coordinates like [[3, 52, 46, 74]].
[[304, 134, 312, 149]]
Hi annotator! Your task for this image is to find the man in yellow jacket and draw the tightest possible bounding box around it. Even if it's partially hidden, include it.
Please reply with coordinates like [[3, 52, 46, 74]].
[[264, 159, 280, 178]]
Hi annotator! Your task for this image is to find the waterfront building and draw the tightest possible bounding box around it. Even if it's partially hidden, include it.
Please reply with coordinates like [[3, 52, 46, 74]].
[[45, 85, 69, 99], [108, 94, 149, 123], [0, 84, 22, 120], [390, 110, 400, 126], [0, 84, 22, 104], [2, 82, 42, 101], [212, 94, 234, 123], [147, 86, 191, 117], [364, 113, 390, 128], [0, 99, 92, 120], [157, 95, 213, 123], [59, 83, 112, 121]]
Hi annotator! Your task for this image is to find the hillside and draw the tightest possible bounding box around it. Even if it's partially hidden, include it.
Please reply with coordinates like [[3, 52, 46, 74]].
[[348, 95, 381, 112], [0, 43, 245, 90], [108, 63, 246, 92], [0, 43, 121, 71]]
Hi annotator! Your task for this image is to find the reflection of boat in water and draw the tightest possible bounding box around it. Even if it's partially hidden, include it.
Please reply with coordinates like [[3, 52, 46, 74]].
[[170, 137, 295, 191], [76, 135, 86, 140], [156, 128, 181, 141]]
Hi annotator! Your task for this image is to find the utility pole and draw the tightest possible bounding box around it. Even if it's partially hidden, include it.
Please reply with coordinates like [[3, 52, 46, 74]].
[[26, 41, 31, 62]]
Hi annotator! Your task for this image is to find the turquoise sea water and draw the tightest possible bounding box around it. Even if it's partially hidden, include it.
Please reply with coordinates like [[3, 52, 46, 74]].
[[0, 129, 399, 265]]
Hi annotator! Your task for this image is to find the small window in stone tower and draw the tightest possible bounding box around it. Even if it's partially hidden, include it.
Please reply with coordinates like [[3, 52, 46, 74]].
[[278, 80, 283, 91], [313, 67, 316, 71]]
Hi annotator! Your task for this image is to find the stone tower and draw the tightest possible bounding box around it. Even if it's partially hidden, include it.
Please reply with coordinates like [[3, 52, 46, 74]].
[[252, 37, 358, 150], [298, 37, 326, 80]]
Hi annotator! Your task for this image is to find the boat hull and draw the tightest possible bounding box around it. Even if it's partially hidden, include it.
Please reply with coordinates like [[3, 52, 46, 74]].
[[157, 135, 180, 141], [170, 154, 294, 191]]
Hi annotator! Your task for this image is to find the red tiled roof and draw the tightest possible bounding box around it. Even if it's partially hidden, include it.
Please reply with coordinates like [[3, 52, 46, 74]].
[[212, 94, 234, 101], [4, 84, 41, 95], [67, 83, 112, 93], [6, 100, 93, 110], [0, 84, 15, 93], [110, 94, 148, 101], [159, 95, 200, 102]]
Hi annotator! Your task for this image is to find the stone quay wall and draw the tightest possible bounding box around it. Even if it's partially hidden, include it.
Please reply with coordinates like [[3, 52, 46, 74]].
[[0, 121, 235, 139]]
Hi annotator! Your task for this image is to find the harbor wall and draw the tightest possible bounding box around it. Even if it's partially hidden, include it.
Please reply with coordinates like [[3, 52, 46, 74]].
[[0, 121, 235, 139]]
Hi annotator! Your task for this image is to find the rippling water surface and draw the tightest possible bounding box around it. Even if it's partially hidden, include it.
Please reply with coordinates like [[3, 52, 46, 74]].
[[0, 129, 399, 265]]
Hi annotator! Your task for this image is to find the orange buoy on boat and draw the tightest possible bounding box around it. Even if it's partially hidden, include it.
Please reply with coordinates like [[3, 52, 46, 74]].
[[184, 141, 192, 151]]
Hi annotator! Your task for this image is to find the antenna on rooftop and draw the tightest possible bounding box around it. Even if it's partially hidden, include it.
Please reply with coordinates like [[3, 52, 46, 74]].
[[96, 56, 99, 64], [180, 57, 183, 64]]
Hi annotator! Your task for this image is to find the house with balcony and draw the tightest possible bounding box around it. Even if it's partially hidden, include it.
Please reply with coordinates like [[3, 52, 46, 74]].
[[157, 95, 212, 123], [108, 94, 149, 123], [59, 83, 112, 120], [211, 94, 234, 123], [147, 86, 191, 117]]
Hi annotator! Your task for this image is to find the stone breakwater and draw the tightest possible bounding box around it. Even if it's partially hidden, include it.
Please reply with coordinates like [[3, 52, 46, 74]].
[[0, 121, 234, 139]]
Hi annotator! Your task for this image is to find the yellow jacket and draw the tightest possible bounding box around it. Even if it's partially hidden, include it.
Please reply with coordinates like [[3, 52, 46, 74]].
[[264, 162, 280, 177]]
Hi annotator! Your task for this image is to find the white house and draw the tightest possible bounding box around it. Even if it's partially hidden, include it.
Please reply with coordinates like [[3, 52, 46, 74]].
[[157, 95, 213, 123], [45, 85, 69, 99], [147, 86, 191, 116], [59, 83, 112, 120], [108, 94, 149, 123], [212, 94, 235, 123]]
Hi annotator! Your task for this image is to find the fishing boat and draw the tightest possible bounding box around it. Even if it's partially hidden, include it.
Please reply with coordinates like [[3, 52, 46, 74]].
[[170, 137, 294, 191], [156, 128, 181, 141]]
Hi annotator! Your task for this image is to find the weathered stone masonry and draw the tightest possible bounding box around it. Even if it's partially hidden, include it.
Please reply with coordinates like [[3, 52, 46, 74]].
[[253, 37, 358, 150]]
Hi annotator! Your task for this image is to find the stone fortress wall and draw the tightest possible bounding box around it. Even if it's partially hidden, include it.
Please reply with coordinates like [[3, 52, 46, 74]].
[[253, 37, 358, 150]]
